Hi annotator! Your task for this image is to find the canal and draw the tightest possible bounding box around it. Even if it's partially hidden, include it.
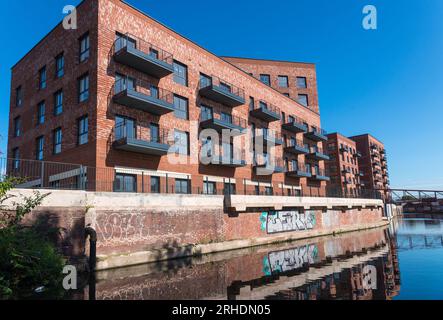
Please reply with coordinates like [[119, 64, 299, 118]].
[[85, 215, 443, 300]]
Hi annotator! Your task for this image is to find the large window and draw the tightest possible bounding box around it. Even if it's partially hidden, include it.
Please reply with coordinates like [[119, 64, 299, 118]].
[[173, 60, 188, 86], [36, 136, 44, 160], [115, 73, 135, 93], [224, 183, 236, 195], [78, 116, 88, 145], [114, 174, 136, 193], [39, 66, 47, 89], [53, 128, 62, 154], [278, 75, 289, 88], [173, 95, 189, 120], [174, 130, 189, 155], [175, 179, 189, 194], [115, 116, 135, 140], [16, 86, 23, 107], [249, 97, 255, 111], [37, 101, 45, 125], [79, 74, 89, 102], [79, 33, 90, 62], [203, 181, 217, 195], [54, 90, 63, 115], [296, 77, 307, 88], [200, 73, 212, 88], [151, 176, 160, 193], [200, 105, 213, 121], [56, 53, 64, 78], [115, 32, 136, 52], [260, 74, 271, 86], [12, 148, 20, 170], [298, 94, 309, 107], [13, 117, 21, 137]]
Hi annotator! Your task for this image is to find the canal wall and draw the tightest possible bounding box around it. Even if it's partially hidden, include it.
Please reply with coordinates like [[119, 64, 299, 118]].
[[3, 189, 387, 271]]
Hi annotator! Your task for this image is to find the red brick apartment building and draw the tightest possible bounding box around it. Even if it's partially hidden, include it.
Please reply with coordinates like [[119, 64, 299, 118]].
[[7, 0, 331, 196], [350, 134, 390, 198], [324, 133, 363, 196]]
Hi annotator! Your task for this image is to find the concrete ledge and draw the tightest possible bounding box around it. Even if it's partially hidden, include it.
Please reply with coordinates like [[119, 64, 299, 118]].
[[96, 220, 389, 271], [225, 195, 384, 212]]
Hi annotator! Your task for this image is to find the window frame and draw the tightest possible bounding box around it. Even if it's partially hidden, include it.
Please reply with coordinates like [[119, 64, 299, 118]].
[[78, 74, 89, 102], [54, 90, 63, 115], [173, 60, 188, 86], [173, 94, 189, 120], [79, 32, 90, 62], [55, 53, 65, 78], [39, 66, 47, 90], [78, 116, 89, 145], [36, 136, 44, 160], [278, 75, 289, 88]]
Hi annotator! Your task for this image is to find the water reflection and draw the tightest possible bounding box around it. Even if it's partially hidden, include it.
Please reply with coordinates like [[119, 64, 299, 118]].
[[84, 216, 443, 300]]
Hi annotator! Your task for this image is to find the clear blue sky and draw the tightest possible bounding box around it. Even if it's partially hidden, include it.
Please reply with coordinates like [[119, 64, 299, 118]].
[[1, 0, 442, 189]]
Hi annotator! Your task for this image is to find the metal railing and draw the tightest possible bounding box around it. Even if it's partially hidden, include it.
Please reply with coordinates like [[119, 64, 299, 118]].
[[199, 109, 247, 129], [113, 33, 173, 65], [254, 129, 282, 141], [252, 100, 281, 115], [310, 145, 328, 155], [283, 115, 306, 128], [113, 77, 174, 105], [0, 158, 381, 200], [111, 123, 171, 145], [199, 75, 245, 100], [285, 139, 308, 150], [309, 125, 327, 136], [286, 162, 311, 175]]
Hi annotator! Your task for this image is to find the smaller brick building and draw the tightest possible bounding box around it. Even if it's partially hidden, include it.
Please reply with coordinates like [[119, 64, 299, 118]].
[[324, 133, 363, 196]]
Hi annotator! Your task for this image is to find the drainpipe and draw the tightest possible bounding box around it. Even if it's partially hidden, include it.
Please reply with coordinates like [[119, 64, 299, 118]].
[[85, 227, 97, 272]]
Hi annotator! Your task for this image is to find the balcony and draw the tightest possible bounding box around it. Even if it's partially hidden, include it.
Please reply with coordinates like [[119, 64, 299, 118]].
[[249, 100, 281, 122], [286, 163, 312, 178], [342, 167, 352, 174], [306, 146, 330, 161], [254, 130, 283, 148], [340, 146, 350, 153], [112, 124, 170, 156], [202, 148, 246, 168], [113, 77, 175, 116], [284, 139, 310, 155], [305, 126, 328, 142], [200, 111, 247, 135], [253, 157, 286, 174], [113, 33, 174, 78], [310, 169, 331, 182], [199, 75, 245, 107], [282, 117, 308, 133], [354, 151, 362, 158]]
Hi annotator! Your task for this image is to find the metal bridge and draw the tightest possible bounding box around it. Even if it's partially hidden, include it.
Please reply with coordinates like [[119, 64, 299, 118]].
[[387, 189, 443, 204], [395, 234, 443, 251]]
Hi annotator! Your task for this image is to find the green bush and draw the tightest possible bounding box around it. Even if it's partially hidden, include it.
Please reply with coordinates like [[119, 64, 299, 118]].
[[0, 177, 65, 300]]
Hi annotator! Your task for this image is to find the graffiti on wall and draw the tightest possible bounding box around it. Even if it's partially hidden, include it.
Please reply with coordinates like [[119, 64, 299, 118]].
[[262, 244, 319, 275], [261, 210, 316, 234]]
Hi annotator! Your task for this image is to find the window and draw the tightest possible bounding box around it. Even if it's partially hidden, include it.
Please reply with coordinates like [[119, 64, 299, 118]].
[[115, 73, 135, 93], [175, 179, 189, 194], [173, 60, 188, 86], [224, 183, 236, 195], [203, 181, 217, 195], [219, 82, 231, 93], [115, 116, 135, 140], [55, 53, 64, 78], [12, 148, 20, 170], [78, 116, 88, 145], [202, 137, 213, 158], [37, 101, 45, 125], [79, 74, 89, 102], [79, 33, 90, 62], [265, 187, 274, 196], [150, 123, 159, 143], [13, 117, 21, 137], [249, 97, 255, 111], [54, 90, 63, 115], [298, 94, 309, 106], [173, 95, 188, 120], [200, 105, 213, 121], [296, 77, 307, 88], [220, 112, 232, 124], [114, 174, 136, 193], [53, 128, 62, 154], [39, 66, 47, 89], [151, 176, 160, 193], [36, 136, 44, 160], [281, 112, 286, 123], [278, 76, 289, 88], [16, 86, 23, 107], [174, 130, 189, 155], [260, 74, 271, 86], [200, 73, 212, 88]]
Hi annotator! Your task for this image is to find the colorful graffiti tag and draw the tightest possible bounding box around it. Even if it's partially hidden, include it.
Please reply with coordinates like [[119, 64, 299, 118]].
[[262, 244, 319, 275], [262, 210, 317, 234]]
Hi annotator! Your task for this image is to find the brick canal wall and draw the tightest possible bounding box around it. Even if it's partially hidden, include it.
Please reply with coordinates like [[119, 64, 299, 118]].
[[4, 189, 387, 270]]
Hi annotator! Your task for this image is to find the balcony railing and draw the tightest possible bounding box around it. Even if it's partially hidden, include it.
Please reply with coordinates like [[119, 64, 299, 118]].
[[113, 77, 175, 115], [201, 147, 246, 168], [286, 162, 312, 178], [309, 168, 330, 181], [199, 75, 245, 107], [282, 116, 308, 133], [249, 100, 281, 122], [253, 156, 286, 174], [284, 139, 310, 155], [307, 146, 330, 161], [254, 130, 283, 147], [111, 123, 171, 156], [200, 110, 247, 134], [305, 125, 328, 142], [113, 33, 174, 78]]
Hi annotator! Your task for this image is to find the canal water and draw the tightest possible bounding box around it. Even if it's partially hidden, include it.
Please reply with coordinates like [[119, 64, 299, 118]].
[[87, 215, 443, 300]]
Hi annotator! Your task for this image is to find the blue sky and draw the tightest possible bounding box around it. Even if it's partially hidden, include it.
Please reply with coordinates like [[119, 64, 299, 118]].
[[1, 0, 442, 189]]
